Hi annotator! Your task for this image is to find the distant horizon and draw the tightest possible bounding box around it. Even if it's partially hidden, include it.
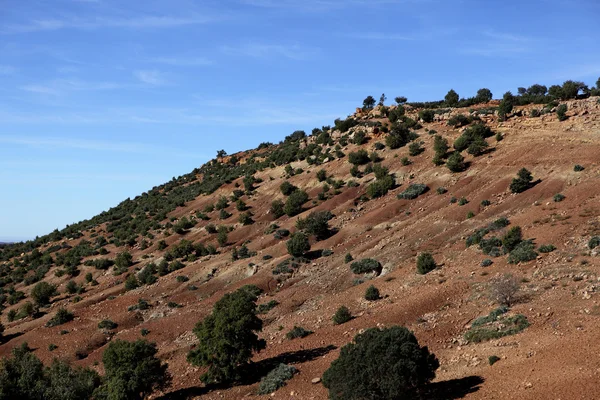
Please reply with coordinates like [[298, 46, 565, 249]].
[[0, 237, 32, 244]]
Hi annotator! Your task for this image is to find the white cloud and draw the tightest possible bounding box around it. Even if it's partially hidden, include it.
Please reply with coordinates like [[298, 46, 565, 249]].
[[133, 70, 166, 85], [1, 15, 212, 34], [20, 79, 122, 95], [150, 56, 213, 67]]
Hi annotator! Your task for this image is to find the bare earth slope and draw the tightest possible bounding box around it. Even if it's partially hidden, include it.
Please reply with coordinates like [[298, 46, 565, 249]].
[[2, 97, 600, 399]]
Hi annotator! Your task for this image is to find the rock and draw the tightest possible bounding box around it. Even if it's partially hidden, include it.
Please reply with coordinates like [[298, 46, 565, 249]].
[[311, 377, 321, 384]]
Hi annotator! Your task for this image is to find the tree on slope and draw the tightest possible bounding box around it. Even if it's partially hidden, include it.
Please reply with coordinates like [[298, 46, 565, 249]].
[[187, 286, 266, 384]]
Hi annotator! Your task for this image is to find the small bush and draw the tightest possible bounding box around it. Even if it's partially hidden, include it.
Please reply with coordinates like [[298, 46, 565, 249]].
[[348, 150, 370, 165], [574, 164, 585, 172], [458, 197, 468, 206], [480, 199, 491, 207], [509, 168, 534, 193], [98, 319, 118, 330], [257, 300, 279, 314], [464, 314, 529, 343], [333, 306, 352, 325], [538, 244, 556, 253], [416, 252, 437, 275], [46, 308, 74, 327], [418, 109, 435, 123], [553, 193, 565, 202], [397, 184, 428, 200], [508, 240, 537, 264], [365, 285, 380, 301], [446, 152, 465, 172], [141, 328, 150, 336], [588, 236, 600, 250], [286, 326, 313, 340], [556, 104, 568, 121], [284, 190, 308, 217], [344, 253, 353, 263], [466, 211, 475, 219], [408, 141, 424, 156], [280, 181, 297, 196], [258, 364, 298, 395], [350, 258, 381, 274], [436, 187, 447, 195], [481, 259, 493, 267]]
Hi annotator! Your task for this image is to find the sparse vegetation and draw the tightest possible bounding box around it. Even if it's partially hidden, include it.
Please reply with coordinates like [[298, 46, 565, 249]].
[[416, 252, 437, 275], [258, 364, 298, 395], [333, 306, 352, 325]]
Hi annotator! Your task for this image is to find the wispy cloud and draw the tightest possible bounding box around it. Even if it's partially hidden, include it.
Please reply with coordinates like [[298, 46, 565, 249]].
[[149, 56, 213, 67], [1, 15, 212, 34], [20, 79, 122, 96], [133, 70, 166, 85], [460, 30, 536, 57], [221, 43, 317, 60]]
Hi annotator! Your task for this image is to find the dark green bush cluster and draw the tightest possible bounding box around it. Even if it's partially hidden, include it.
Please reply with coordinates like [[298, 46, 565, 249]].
[[589, 237, 600, 250], [284, 190, 309, 217], [507, 240, 538, 264], [453, 124, 493, 156], [538, 244, 556, 253], [348, 150, 370, 165], [397, 184, 428, 200], [350, 258, 381, 274], [98, 319, 118, 330], [446, 151, 465, 172], [367, 164, 395, 199], [286, 232, 310, 257], [418, 109, 435, 123], [296, 210, 333, 240], [322, 326, 439, 400], [256, 299, 279, 314], [272, 258, 302, 275], [464, 313, 529, 343], [556, 104, 568, 121]]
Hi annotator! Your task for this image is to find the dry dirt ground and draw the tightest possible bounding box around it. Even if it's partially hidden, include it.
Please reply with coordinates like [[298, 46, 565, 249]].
[[2, 97, 600, 399]]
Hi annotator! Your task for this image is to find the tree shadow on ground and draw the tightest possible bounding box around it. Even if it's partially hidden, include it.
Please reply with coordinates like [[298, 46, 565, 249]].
[[423, 375, 484, 399], [157, 345, 337, 400], [0, 331, 23, 345]]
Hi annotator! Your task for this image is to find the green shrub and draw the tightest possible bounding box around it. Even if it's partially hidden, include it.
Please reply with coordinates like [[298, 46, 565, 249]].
[[125, 274, 140, 291], [258, 364, 298, 395], [418, 109, 435, 123], [31, 281, 57, 306], [115, 251, 133, 271], [344, 253, 353, 263], [48, 343, 58, 351], [401, 156, 411, 166], [458, 197, 468, 206], [97, 339, 170, 400], [350, 258, 381, 274], [416, 252, 436, 275], [502, 226, 523, 252], [280, 181, 297, 196], [365, 285, 380, 301], [284, 190, 308, 216], [187, 287, 266, 384], [466, 211, 475, 219], [436, 187, 447, 194], [270, 200, 285, 219], [446, 152, 465, 172], [508, 240, 537, 264], [176, 275, 189, 283], [509, 168, 534, 193], [257, 300, 279, 314], [322, 326, 439, 400], [397, 184, 428, 200], [333, 306, 352, 325], [574, 164, 585, 172], [464, 314, 529, 343], [367, 175, 395, 199], [553, 193, 565, 202], [481, 259, 493, 267], [556, 104, 568, 121], [530, 109, 541, 117], [286, 232, 310, 257], [316, 169, 327, 182], [353, 130, 367, 145], [481, 199, 491, 207], [286, 326, 313, 340], [538, 244, 556, 253], [348, 150, 370, 165], [98, 319, 118, 330], [588, 236, 600, 250], [296, 210, 333, 240], [408, 141, 424, 156], [46, 308, 74, 327]]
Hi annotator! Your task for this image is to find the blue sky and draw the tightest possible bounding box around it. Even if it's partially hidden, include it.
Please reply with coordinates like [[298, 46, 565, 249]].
[[1, 0, 599, 241]]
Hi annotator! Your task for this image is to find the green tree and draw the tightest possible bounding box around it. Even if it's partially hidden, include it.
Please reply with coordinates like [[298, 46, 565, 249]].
[[187, 287, 266, 384], [97, 339, 170, 400], [115, 251, 133, 271], [270, 199, 285, 219], [362, 96, 376, 110], [332, 306, 352, 325], [217, 226, 228, 247], [498, 91, 515, 120], [45, 359, 101, 400], [444, 89, 459, 106], [286, 232, 311, 257], [475, 88, 493, 103], [296, 211, 333, 240], [0, 343, 46, 399], [31, 281, 57, 306], [509, 168, 533, 193], [446, 152, 465, 172], [322, 326, 439, 400], [283, 190, 308, 217], [365, 285, 380, 301], [418, 109, 435, 123]]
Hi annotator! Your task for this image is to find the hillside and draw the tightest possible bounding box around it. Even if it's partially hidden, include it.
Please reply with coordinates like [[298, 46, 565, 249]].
[[1, 86, 600, 399]]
